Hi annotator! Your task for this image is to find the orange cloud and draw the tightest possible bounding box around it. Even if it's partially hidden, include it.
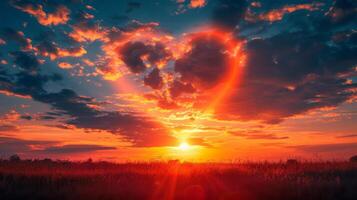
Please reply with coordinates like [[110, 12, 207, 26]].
[[0, 90, 32, 99], [176, 0, 206, 14], [34, 42, 86, 60], [69, 23, 106, 42], [0, 110, 21, 122], [57, 46, 87, 58], [58, 62, 73, 69], [189, 0, 206, 8], [13, 4, 70, 26], [98, 23, 172, 80], [82, 58, 95, 67], [247, 3, 323, 22]]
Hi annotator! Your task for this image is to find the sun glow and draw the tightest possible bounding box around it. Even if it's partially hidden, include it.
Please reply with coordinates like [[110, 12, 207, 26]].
[[178, 142, 190, 151]]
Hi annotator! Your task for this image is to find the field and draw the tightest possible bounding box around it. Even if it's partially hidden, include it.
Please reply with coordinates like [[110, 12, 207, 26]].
[[0, 159, 356, 200]]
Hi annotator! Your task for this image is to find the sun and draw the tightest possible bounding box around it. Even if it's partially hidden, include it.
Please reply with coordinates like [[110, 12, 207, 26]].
[[178, 142, 190, 151]]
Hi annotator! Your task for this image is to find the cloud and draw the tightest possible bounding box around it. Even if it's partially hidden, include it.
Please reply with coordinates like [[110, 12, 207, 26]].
[[336, 134, 357, 138], [119, 41, 171, 73], [0, 136, 115, 156], [0, 136, 58, 156], [174, 34, 229, 89], [169, 80, 196, 98], [288, 142, 357, 153], [1, 52, 175, 147], [215, 30, 356, 123], [0, 110, 21, 122], [0, 125, 19, 132], [66, 110, 175, 147], [69, 13, 106, 42], [325, 0, 357, 25], [175, 0, 207, 14], [246, 3, 322, 23], [96, 21, 166, 80], [10, 51, 40, 71], [11, 0, 70, 26], [189, 0, 206, 8], [230, 130, 289, 140], [4, 87, 174, 147], [1, 28, 32, 51], [39, 144, 116, 154], [35, 40, 87, 60], [144, 68, 163, 89], [58, 62, 73, 69]]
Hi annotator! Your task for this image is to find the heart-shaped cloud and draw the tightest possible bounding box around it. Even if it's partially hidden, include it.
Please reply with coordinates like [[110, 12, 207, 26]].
[[99, 26, 246, 118]]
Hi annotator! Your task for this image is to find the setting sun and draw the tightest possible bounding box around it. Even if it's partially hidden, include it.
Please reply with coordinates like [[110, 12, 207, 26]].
[[178, 142, 190, 151]]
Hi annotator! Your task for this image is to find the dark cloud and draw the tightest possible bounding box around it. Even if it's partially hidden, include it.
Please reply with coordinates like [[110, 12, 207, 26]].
[[336, 134, 357, 138], [288, 142, 357, 153], [0, 28, 32, 51], [119, 41, 171, 73], [106, 28, 124, 42], [35, 90, 170, 146], [0, 136, 115, 156], [0, 136, 58, 156], [144, 68, 163, 89], [40, 115, 57, 120], [174, 35, 229, 89], [169, 80, 196, 98], [37, 89, 100, 118], [231, 130, 289, 140], [215, 30, 356, 123], [10, 51, 40, 71], [33, 33, 87, 60], [20, 115, 32, 120], [67, 110, 175, 147], [0, 51, 174, 147], [40, 144, 116, 154], [0, 125, 19, 132], [324, 0, 357, 26], [8, 71, 62, 98], [36, 40, 59, 58], [1, 51, 62, 98]]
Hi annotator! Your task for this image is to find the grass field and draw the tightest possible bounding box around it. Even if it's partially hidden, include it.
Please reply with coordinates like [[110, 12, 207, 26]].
[[0, 159, 356, 200]]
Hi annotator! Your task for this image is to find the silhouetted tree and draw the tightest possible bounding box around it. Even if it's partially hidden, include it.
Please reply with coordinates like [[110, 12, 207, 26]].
[[9, 154, 21, 162], [350, 155, 357, 162], [286, 159, 298, 165], [42, 158, 52, 163]]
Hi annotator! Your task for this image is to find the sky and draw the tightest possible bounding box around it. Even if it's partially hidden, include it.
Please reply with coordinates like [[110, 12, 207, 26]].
[[0, 0, 356, 162]]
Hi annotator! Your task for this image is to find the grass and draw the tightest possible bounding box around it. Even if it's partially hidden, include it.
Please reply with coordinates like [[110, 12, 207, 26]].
[[0, 159, 356, 200]]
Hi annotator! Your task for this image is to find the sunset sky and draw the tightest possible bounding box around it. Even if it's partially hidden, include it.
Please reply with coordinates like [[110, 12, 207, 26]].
[[0, 0, 356, 162]]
